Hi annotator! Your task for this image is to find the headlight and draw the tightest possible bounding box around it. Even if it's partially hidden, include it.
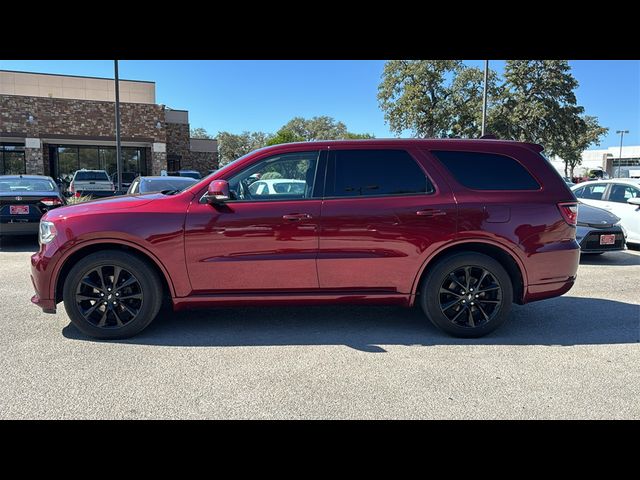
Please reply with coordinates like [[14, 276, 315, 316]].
[[39, 220, 57, 245]]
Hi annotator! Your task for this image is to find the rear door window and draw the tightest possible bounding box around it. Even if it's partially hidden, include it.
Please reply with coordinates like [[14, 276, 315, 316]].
[[431, 151, 540, 190], [326, 149, 433, 198], [574, 183, 607, 200], [607, 184, 640, 203]]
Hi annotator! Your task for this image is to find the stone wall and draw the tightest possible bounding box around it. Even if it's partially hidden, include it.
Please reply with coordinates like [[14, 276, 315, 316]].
[[25, 147, 43, 175], [0, 94, 166, 142], [189, 151, 219, 174], [166, 122, 190, 163]]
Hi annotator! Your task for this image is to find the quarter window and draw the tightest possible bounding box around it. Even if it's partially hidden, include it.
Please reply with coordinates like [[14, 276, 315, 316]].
[[327, 149, 433, 198], [431, 150, 540, 190]]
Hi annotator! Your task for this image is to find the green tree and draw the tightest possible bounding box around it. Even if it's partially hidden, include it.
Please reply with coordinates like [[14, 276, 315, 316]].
[[377, 60, 463, 138], [266, 128, 305, 146], [344, 132, 375, 139], [281, 116, 348, 140], [217, 131, 272, 166], [190, 127, 213, 139], [555, 115, 609, 177], [261, 171, 283, 179]]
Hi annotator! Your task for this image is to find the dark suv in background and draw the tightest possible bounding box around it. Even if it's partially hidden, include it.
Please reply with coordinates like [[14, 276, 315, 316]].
[[31, 139, 580, 339]]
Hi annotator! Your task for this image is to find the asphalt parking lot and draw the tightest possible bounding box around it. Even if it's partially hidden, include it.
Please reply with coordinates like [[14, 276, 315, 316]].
[[0, 236, 638, 419]]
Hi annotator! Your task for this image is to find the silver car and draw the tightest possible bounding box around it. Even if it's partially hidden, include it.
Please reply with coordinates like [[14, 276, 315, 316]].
[[576, 202, 626, 255]]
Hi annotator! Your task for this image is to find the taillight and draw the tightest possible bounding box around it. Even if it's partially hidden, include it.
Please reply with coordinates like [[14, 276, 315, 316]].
[[74, 192, 81, 198], [110, 183, 115, 191], [558, 202, 578, 226], [41, 197, 63, 207], [69, 181, 75, 193]]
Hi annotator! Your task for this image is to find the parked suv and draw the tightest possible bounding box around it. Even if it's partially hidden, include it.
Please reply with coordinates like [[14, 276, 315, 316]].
[[31, 140, 580, 339]]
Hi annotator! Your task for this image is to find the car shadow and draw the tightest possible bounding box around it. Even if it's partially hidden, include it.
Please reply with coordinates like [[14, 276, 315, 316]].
[[0, 235, 39, 253], [580, 250, 640, 266], [62, 296, 640, 351]]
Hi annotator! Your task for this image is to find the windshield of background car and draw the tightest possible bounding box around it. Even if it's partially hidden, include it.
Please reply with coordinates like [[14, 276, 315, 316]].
[[0, 178, 57, 192], [142, 178, 197, 193]]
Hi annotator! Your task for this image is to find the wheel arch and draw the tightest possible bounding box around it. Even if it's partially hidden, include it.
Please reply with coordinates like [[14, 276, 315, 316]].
[[411, 239, 527, 306], [53, 239, 175, 304]]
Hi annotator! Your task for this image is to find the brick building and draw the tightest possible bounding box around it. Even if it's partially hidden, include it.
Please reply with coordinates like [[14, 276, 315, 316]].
[[0, 70, 218, 181]]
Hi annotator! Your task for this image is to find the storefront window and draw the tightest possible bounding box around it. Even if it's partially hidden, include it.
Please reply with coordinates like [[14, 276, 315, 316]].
[[1, 144, 27, 175], [55, 145, 146, 180], [79, 147, 100, 170]]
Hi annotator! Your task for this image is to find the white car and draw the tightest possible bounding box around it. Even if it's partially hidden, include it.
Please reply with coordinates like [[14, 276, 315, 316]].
[[571, 179, 640, 246], [248, 178, 307, 196]]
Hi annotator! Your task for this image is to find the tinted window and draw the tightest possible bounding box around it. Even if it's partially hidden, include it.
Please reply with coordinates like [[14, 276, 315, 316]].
[[329, 149, 432, 197], [432, 151, 540, 190], [575, 183, 607, 200], [608, 184, 640, 203], [74, 171, 110, 182]]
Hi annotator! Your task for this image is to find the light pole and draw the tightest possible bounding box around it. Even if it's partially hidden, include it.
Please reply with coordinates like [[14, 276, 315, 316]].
[[615, 130, 629, 178], [114, 60, 123, 192], [481, 60, 489, 136]]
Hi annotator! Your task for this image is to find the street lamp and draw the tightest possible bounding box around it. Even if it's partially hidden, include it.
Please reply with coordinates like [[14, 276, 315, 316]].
[[615, 130, 629, 178]]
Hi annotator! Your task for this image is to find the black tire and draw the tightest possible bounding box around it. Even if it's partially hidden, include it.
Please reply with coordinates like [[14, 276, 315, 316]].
[[420, 252, 513, 338], [63, 250, 163, 339]]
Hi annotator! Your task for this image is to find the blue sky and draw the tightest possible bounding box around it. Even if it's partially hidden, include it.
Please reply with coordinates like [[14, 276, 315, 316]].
[[1, 60, 638, 149]]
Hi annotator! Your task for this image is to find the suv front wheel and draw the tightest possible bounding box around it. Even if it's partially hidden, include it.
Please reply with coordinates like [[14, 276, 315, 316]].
[[420, 252, 513, 338], [62, 250, 163, 339]]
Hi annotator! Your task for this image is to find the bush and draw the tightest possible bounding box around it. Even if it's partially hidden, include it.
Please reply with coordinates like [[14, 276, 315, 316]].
[[65, 195, 93, 204]]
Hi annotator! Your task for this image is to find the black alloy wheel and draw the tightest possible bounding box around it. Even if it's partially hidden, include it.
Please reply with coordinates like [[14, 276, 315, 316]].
[[63, 250, 163, 339], [438, 266, 502, 329], [75, 265, 143, 329], [420, 252, 513, 338]]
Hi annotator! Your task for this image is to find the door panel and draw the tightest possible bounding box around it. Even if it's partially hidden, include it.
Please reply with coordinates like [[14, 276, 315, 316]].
[[318, 195, 456, 292], [317, 148, 456, 293], [184, 200, 322, 293]]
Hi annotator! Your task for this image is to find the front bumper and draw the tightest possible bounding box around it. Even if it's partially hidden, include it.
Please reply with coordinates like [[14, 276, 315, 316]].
[[30, 242, 59, 314], [576, 225, 626, 253]]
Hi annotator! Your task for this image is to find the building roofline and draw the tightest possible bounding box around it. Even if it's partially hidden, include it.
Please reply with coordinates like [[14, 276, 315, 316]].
[[0, 69, 155, 84]]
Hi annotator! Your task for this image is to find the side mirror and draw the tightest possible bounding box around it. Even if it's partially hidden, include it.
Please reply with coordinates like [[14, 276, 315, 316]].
[[627, 197, 640, 206], [205, 180, 230, 204]]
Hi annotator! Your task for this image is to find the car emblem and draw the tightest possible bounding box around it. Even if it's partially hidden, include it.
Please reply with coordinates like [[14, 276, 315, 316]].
[[15, 196, 22, 201]]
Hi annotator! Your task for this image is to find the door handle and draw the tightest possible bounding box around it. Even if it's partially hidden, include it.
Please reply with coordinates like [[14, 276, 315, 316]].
[[416, 209, 446, 217], [282, 213, 312, 221]]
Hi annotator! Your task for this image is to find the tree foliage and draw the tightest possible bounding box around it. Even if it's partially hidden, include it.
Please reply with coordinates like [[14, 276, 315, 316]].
[[216, 131, 271, 166], [190, 127, 213, 139], [378, 59, 607, 166]]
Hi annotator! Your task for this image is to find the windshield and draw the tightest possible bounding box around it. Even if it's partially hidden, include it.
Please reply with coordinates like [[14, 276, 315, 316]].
[[0, 178, 57, 192], [141, 177, 198, 194], [75, 171, 110, 181]]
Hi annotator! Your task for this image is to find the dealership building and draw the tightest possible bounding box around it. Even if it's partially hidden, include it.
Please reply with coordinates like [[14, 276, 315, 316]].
[[0, 70, 218, 181], [549, 145, 640, 178]]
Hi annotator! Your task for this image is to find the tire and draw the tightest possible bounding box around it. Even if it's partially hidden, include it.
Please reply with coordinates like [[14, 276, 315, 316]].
[[63, 250, 163, 339], [420, 252, 513, 338]]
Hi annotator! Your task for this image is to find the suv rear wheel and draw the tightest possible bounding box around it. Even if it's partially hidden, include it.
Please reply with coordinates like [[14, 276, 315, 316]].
[[62, 250, 163, 339], [420, 252, 513, 338]]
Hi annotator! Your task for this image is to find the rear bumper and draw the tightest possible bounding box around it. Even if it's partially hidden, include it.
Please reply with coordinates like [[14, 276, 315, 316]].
[[523, 277, 576, 303], [76, 190, 115, 198], [521, 240, 580, 303], [0, 221, 39, 235]]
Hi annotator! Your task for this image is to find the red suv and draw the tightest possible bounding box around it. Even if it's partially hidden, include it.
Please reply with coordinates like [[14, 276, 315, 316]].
[[30, 139, 580, 339]]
